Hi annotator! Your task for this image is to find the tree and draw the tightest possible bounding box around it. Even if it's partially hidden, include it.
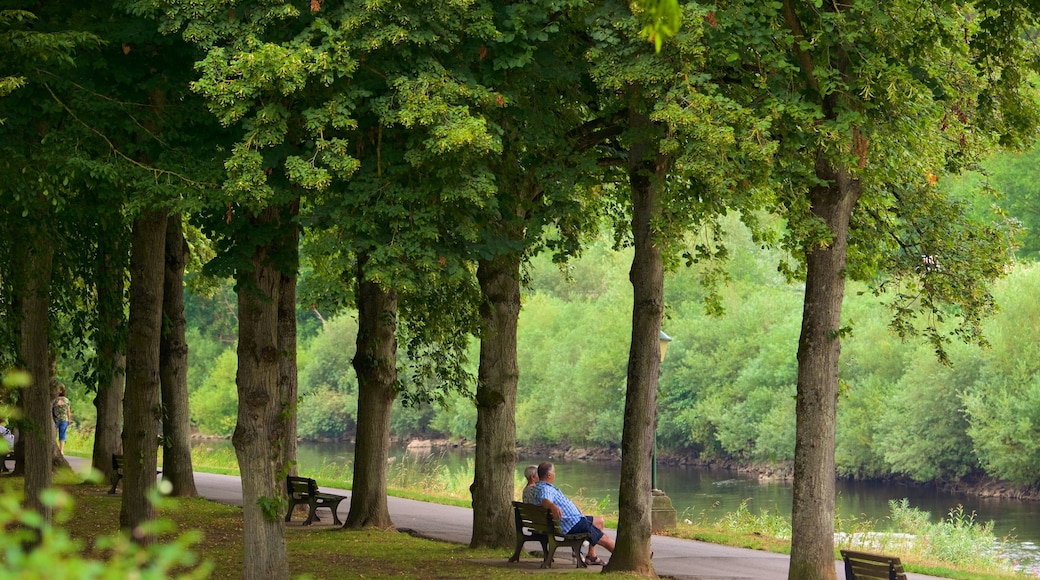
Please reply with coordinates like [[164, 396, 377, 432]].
[[466, 0, 605, 548], [120, 208, 167, 531], [91, 195, 128, 488], [160, 213, 198, 497], [582, 3, 773, 572], [232, 203, 295, 576], [344, 258, 398, 529], [0, 3, 101, 517], [705, 2, 1040, 577]]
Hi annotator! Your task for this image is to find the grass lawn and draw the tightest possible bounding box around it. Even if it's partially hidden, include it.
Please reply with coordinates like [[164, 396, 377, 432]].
[[58, 479, 626, 579]]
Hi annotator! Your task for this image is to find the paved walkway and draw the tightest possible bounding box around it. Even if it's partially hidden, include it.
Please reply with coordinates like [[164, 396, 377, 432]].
[[71, 457, 947, 579]]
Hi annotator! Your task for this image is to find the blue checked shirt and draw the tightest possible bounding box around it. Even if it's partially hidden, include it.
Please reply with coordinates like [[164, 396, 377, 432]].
[[532, 481, 583, 533]]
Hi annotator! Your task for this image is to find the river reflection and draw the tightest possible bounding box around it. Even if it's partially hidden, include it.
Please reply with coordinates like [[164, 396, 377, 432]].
[[195, 440, 1040, 570]]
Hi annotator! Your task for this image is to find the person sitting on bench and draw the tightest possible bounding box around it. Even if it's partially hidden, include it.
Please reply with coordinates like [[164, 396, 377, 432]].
[[531, 461, 615, 566], [521, 464, 540, 504]]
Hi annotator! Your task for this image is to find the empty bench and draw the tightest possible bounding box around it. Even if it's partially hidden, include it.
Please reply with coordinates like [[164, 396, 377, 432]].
[[285, 475, 347, 526], [841, 549, 908, 580], [508, 501, 589, 569]]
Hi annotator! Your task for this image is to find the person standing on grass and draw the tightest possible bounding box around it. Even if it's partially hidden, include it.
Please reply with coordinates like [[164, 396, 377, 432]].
[[52, 384, 72, 454], [532, 461, 615, 566]]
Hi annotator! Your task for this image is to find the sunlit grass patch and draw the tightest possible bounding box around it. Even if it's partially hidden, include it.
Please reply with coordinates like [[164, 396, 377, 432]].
[[387, 453, 472, 502]]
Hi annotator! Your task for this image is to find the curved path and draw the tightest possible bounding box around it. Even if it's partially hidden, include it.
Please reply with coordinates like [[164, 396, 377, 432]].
[[69, 457, 947, 579]]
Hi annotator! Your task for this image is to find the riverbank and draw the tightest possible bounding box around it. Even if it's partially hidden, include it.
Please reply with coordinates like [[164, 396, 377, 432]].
[[401, 437, 1040, 503]]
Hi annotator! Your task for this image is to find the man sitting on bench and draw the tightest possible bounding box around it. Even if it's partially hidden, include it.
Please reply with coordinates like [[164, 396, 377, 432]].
[[531, 461, 614, 566]]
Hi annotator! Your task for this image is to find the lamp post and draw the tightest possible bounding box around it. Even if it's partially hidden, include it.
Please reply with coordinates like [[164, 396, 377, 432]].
[[651, 330, 677, 532], [652, 330, 671, 491]]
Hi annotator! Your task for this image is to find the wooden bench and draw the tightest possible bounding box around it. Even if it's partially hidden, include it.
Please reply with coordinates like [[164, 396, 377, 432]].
[[841, 549, 908, 580], [109, 453, 124, 493], [108, 453, 162, 494], [284, 475, 347, 526], [508, 501, 590, 569]]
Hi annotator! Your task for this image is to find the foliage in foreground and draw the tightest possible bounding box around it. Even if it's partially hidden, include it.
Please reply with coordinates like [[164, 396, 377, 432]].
[[0, 476, 209, 579]]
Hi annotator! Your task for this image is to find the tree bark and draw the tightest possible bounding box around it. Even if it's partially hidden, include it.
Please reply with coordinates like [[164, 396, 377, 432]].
[[469, 253, 521, 548], [92, 227, 126, 484], [345, 254, 397, 529], [278, 200, 300, 482], [787, 157, 860, 580], [606, 136, 664, 576], [121, 208, 167, 532], [19, 234, 55, 519], [160, 213, 197, 497], [234, 204, 291, 579]]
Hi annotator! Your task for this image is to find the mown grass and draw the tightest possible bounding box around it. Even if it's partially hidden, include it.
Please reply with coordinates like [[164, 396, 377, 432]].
[[49, 478, 622, 579], [60, 434, 1037, 579]]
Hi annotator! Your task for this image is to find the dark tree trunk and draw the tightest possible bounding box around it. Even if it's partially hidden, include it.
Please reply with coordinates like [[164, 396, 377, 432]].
[[233, 205, 291, 578], [787, 158, 860, 580], [120, 208, 167, 531], [19, 235, 55, 519], [279, 272, 298, 472], [469, 253, 521, 548], [278, 200, 299, 488], [92, 231, 126, 483], [8, 245, 25, 477], [345, 255, 397, 529], [92, 208, 127, 483], [606, 136, 664, 575], [160, 213, 197, 497]]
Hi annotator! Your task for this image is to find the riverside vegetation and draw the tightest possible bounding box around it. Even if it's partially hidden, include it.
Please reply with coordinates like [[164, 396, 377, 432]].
[[9, 435, 1025, 579], [53, 216, 1040, 497], [57, 150, 1040, 498]]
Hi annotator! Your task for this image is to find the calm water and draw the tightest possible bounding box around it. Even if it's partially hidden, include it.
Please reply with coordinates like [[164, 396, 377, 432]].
[[197, 440, 1040, 570]]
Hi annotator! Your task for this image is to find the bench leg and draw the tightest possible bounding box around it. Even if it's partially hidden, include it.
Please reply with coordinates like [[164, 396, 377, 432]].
[[572, 544, 587, 568], [542, 537, 557, 569], [508, 537, 525, 563], [108, 475, 121, 494], [327, 500, 344, 526]]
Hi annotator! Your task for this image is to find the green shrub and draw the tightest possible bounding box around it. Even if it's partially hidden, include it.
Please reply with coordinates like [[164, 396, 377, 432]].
[[0, 483, 210, 578]]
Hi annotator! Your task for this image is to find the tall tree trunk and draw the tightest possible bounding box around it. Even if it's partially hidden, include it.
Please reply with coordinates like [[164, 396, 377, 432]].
[[120, 208, 167, 531], [92, 230, 126, 483], [234, 205, 291, 579], [345, 255, 397, 529], [787, 158, 860, 580], [469, 253, 521, 548], [278, 200, 299, 481], [19, 235, 55, 519], [160, 213, 197, 497], [94, 352, 125, 474], [606, 140, 664, 576]]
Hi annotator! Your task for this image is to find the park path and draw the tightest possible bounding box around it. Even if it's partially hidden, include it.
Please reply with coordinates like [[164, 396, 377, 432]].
[[70, 457, 948, 579]]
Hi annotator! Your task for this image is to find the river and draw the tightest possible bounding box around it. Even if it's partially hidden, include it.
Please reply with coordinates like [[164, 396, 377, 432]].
[[196, 440, 1040, 571]]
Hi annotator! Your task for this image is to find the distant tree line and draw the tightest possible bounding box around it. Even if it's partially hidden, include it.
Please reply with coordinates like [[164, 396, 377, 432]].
[[178, 193, 1040, 489]]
